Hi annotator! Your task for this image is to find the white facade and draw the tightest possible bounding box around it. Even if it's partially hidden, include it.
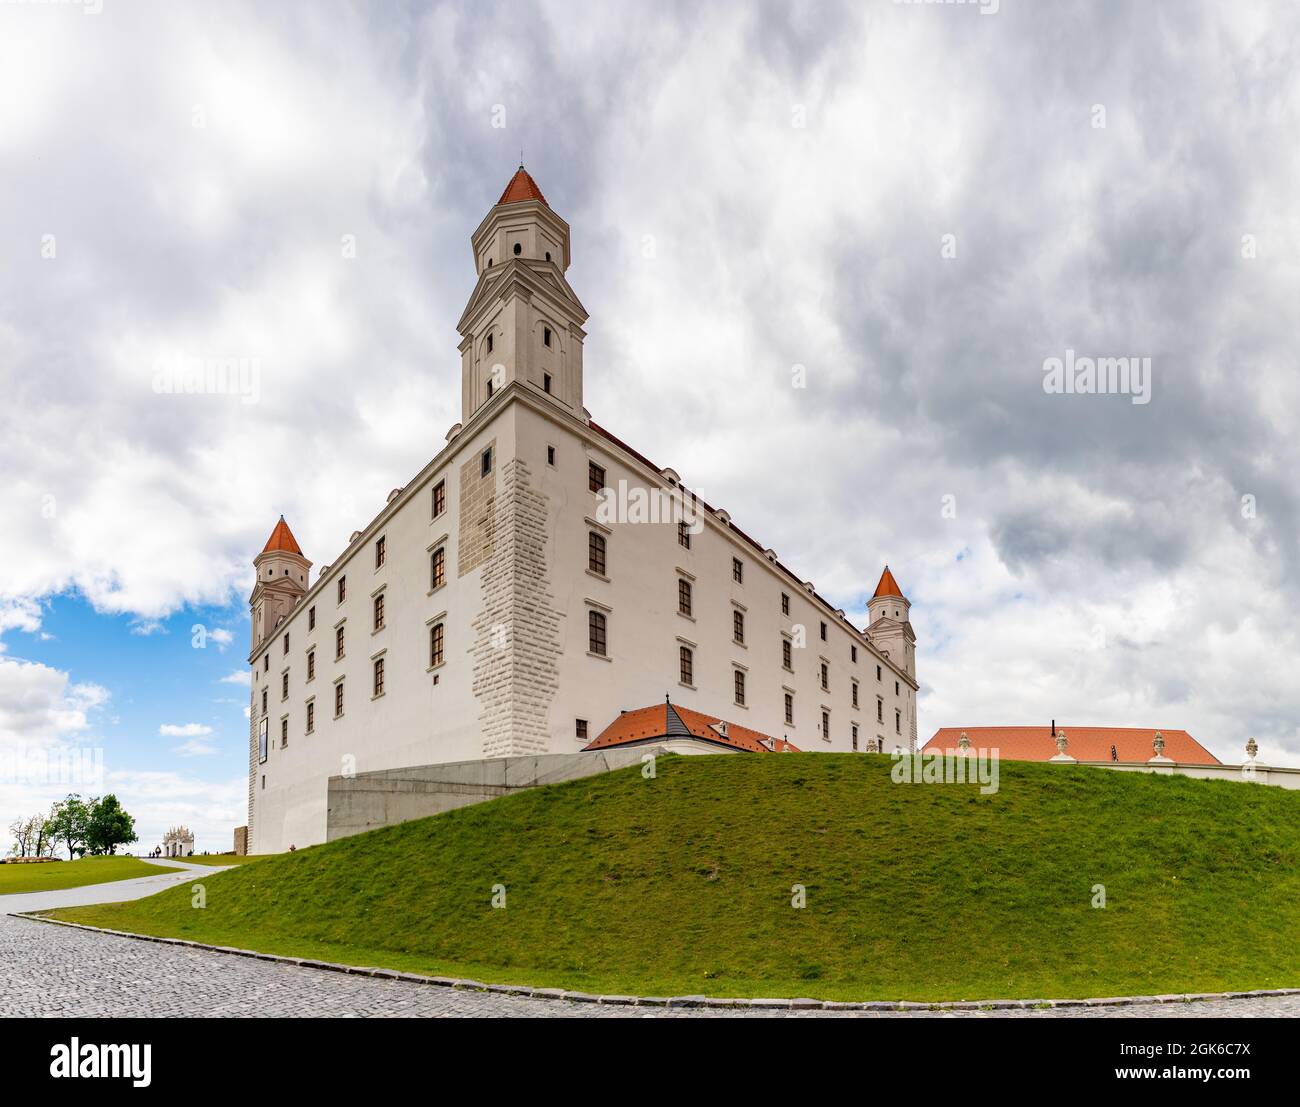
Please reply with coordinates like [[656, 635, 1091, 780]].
[[246, 169, 920, 853]]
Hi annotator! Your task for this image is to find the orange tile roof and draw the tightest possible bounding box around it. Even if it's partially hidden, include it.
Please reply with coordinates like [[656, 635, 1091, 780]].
[[924, 726, 1220, 765], [261, 515, 303, 556], [498, 166, 547, 206], [873, 565, 905, 599], [585, 702, 800, 755]]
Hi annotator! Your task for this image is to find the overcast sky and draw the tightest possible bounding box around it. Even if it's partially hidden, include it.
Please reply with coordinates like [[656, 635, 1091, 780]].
[[2, 0, 1298, 851]]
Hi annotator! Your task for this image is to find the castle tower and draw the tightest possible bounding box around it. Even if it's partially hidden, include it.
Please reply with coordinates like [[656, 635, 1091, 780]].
[[456, 166, 589, 424], [250, 516, 311, 652], [867, 565, 915, 680]]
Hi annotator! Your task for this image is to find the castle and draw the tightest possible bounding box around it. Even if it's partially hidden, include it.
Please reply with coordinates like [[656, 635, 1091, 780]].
[[245, 168, 919, 852]]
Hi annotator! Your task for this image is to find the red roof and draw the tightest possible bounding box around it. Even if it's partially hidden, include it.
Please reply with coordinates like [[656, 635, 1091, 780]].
[[586, 702, 800, 755], [924, 726, 1220, 765], [873, 565, 905, 599], [498, 167, 547, 206], [261, 516, 303, 556]]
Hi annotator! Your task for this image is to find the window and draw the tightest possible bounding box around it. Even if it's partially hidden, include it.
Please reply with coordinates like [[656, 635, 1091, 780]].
[[308, 606, 316, 631], [543, 373, 552, 394], [820, 621, 827, 641], [306, 701, 315, 734], [307, 650, 315, 681], [678, 578, 692, 616], [820, 662, 829, 691], [576, 719, 588, 742], [334, 682, 345, 718], [338, 576, 347, 603], [588, 531, 607, 576], [733, 609, 745, 645], [281, 718, 288, 748], [513, 242, 522, 255], [486, 378, 495, 398], [429, 622, 444, 667], [732, 557, 743, 584], [261, 688, 267, 715], [335, 625, 345, 659], [896, 680, 901, 696], [373, 657, 385, 697], [852, 681, 859, 709], [486, 333, 493, 353], [782, 638, 792, 671], [264, 655, 269, 673], [431, 547, 445, 590], [896, 710, 902, 734], [852, 724, 859, 751], [734, 669, 746, 706], [677, 520, 691, 549], [432, 480, 446, 518], [375, 536, 386, 568], [822, 711, 830, 740], [588, 461, 605, 494], [781, 592, 790, 616], [481, 447, 493, 476], [281, 671, 289, 699], [547, 445, 555, 466], [373, 593, 385, 631], [851, 644, 857, 663], [876, 664, 882, 681], [784, 692, 794, 725], [543, 326, 552, 347], [679, 645, 693, 686], [588, 610, 607, 657], [877, 698, 884, 723]]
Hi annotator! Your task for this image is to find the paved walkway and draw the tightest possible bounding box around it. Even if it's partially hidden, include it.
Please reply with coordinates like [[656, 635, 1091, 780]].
[[1, 913, 1296, 1018], [0, 857, 232, 915]]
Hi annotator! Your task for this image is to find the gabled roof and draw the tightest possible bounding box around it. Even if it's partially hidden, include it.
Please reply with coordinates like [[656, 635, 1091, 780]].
[[498, 166, 547, 206], [873, 565, 905, 599], [924, 726, 1220, 766], [586, 702, 800, 755], [261, 516, 303, 556]]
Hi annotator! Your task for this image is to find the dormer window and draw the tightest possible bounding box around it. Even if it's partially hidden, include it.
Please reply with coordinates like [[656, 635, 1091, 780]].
[[543, 327, 551, 347]]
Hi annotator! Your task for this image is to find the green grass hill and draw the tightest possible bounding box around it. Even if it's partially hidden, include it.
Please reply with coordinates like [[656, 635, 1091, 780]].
[[1, 855, 181, 894], [47, 754, 1300, 1001]]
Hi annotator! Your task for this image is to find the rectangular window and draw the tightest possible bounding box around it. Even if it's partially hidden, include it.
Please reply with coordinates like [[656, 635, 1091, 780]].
[[820, 621, 827, 641], [852, 681, 859, 709], [283, 633, 289, 655], [734, 669, 746, 707], [544, 326, 552, 347], [258, 718, 268, 764], [373, 657, 385, 697], [264, 655, 269, 673], [896, 710, 902, 735], [677, 521, 691, 549], [547, 445, 556, 466], [679, 645, 693, 686], [334, 682, 345, 718], [281, 718, 288, 748], [820, 662, 829, 691], [373, 593, 385, 631], [486, 378, 494, 398], [678, 578, 692, 616], [543, 372, 552, 394], [821, 711, 830, 740], [307, 650, 315, 681], [876, 664, 882, 681], [852, 724, 859, 751], [429, 622, 444, 667], [896, 680, 901, 696], [782, 638, 792, 670], [261, 688, 267, 715], [576, 718, 588, 743], [588, 461, 605, 494], [281, 671, 289, 700], [732, 557, 743, 584], [308, 606, 316, 631], [306, 701, 315, 734], [878, 698, 884, 723], [481, 447, 493, 476], [335, 625, 345, 659], [432, 480, 446, 518], [784, 692, 794, 725], [851, 644, 857, 663], [338, 576, 347, 603], [375, 535, 386, 568], [588, 531, 607, 576], [588, 610, 607, 657], [431, 547, 445, 590], [733, 609, 745, 645], [781, 593, 790, 616]]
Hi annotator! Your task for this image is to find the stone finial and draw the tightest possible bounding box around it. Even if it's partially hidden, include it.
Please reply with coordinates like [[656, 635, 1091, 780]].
[[1152, 731, 1165, 757], [1246, 736, 1259, 760], [1055, 730, 1068, 756], [958, 731, 971, 753]]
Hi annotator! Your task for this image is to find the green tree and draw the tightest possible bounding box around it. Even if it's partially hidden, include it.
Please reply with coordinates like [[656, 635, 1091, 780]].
[[86, 794, 137, 856], [48, 795, 91, 859]]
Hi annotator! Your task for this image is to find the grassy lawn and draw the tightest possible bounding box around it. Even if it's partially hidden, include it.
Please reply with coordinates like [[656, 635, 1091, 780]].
[[169, 855, 267, 867], [0, 855, 182, 894], [47, 755, 1300, 1001]]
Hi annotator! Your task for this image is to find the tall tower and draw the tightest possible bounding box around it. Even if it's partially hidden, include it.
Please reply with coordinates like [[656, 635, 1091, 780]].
[[250, 516, 311, 652], [456, 166, 589, 424], [867, 565, 915, 680]]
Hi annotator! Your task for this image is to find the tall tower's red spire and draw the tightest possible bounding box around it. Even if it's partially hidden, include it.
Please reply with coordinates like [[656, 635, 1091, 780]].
[[261, 515, 303, 556], [497, 166, 547, 206], [873, 565, 905, 599]]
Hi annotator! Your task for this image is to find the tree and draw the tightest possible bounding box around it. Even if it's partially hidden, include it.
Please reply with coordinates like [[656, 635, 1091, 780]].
[[48, 795, 91, 860], [85, 795, 137, 856]]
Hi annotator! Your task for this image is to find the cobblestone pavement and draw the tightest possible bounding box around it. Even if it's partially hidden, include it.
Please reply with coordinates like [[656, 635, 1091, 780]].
[[3, 914, 1297, 1018], [0, 858, 232, 915]]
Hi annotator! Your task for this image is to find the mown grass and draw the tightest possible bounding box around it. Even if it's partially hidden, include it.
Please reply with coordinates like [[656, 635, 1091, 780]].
[[48, 755, 1300, 1001], [0, 855, 181, 894], [169, 855, 267, 867]]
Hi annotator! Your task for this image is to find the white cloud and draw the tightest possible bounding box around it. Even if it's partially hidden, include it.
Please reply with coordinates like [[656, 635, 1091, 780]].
[[172, 738, 218, 757], [219, 669, 251, 688], [209, 627, 234, 649], [158, 723, 213, 738]]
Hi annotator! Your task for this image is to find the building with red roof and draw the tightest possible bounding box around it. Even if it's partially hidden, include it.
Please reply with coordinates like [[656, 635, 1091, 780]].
[[924, 725, 1220, 766]]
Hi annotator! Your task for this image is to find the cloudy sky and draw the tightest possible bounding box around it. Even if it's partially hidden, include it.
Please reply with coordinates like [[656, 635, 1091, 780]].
[[2, 0, 1298, 852]]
